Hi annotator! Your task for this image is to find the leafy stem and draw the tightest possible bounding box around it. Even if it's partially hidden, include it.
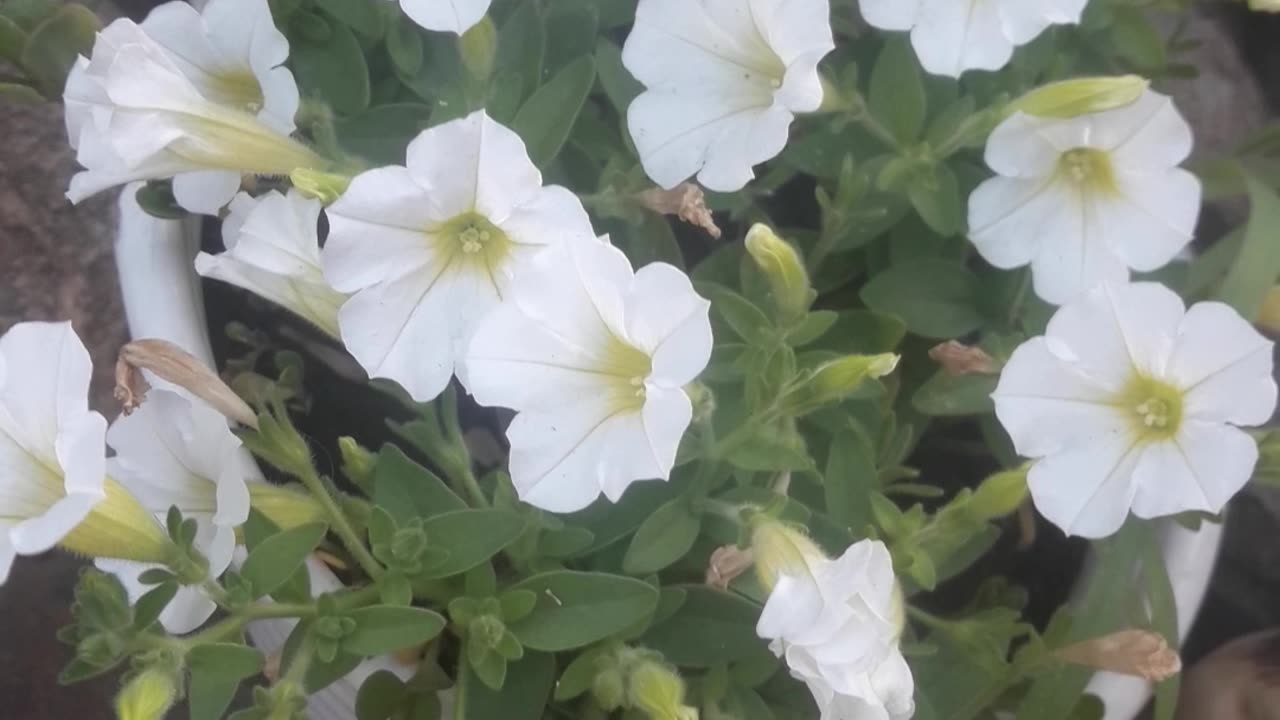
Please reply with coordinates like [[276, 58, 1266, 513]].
[[295, 459, 385, 580]]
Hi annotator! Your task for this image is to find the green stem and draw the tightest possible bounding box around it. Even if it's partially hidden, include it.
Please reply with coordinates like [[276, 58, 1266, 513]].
[[850, 106, 901, 150], [296, 462, 384, 580], [709, 408, 780, 460]]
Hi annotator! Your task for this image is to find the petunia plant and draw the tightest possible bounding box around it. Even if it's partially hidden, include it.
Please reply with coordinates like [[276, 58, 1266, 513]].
[[4, 0, 1280, 719]]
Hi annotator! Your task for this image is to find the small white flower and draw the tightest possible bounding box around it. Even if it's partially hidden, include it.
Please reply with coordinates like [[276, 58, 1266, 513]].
[[397, 0, 491, 34], [96, 390, 254, 633], [323, 109, 596, 402], [622, 0, 835, 192], [969, 89, 1201, 305], [994, 282, 1277, 538], [464, 236, 712, 513], [196, 190, 346, 338], [859, 0, 1087, 77], [64, 0, 316, 214], [754, 524, 914, 720]]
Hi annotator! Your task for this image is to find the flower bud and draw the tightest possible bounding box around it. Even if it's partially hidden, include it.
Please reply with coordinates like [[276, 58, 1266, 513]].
[[247, 483, 326, 530], [928, 341, 998, 376], [116, 339, 258, 428], [60, 479, 172, 565], [636, 184, 721, 239], [592, 667, 627, 711], [338, 436, 377, 490], [1056, 629, 1182, 681], [459, 16, 497, 81], [1007, 76, 1149, 119], [744, 224, 812, 321], [783, 353, 899, 414], [750, 516, 827, 590], [970, 468, 1029, 520], [115, 668, 179, 720], [289, 168, 351, 205], [627, 661, 699, 720], [705, 545, 754, 591]]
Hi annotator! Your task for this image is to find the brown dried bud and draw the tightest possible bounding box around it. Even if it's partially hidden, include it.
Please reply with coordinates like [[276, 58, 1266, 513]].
[[116, 339, 259, 429], [636, 184, 722, 239], [928, 341, 999, 377], [706, 545, 755, 591], [1057, 629, 1183, 681]]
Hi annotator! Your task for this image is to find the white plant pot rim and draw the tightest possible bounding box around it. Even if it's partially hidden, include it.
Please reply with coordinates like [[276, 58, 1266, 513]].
[[112, 190, 1222, 720]]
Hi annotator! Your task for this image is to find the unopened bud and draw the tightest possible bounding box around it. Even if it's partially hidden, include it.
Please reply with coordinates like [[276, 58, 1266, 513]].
[[459, 16, 497, 81], [1008, 75, 1149, 119], [116, 339, 258, 429], [115, 668, 179, 720], [750, 517, 827, 590], [247, 483, 326, 530], [928, 341, 999, 376], [61, 479, 172, 565], [744, 224, 812, 321], [289, 168, 351, 205], [636, 184, 721, 239], [628, 661, 699, 720], [338, 436, 377, 491], [705, 545, 754, 591], [970, 468, 1029, 520], [1056, 629, 1182, 681], [784, 353, 899, 414], [684, 382, 716, 424], [592, 667, 627, 711]]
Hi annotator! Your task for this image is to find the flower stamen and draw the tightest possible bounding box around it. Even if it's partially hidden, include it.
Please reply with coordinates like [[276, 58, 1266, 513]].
[[1121, 375, 1184, 441], [1058, 148, 1119, 195]]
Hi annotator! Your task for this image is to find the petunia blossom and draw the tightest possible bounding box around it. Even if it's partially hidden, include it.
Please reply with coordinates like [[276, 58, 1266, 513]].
[[859, 0, 1087, 77], [97, 390, 254, 633], [322, 109, 596, 402], [754, 519, 915, 720], [0, 322, 169, 584], [397, 0, 491, 34], [622, 0, 835, 192], [196, 190, 346, 338], [464, 236, 712, 513], [63, 0, 318, 214], [969, 89, 1201, 305], [993, 282, 1277, 538]]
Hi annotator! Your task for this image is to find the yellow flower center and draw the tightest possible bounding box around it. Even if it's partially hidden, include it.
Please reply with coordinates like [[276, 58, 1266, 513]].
[[602, 335, 653, 412], [1058, 148, 1119, 196], [208, 69, 266, 114], [434, 213, 513, 286], [1120, 375, 1184, 441]]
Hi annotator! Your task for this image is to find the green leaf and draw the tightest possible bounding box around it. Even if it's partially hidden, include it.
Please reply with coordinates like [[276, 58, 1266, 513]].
[[595, 37, 642, 117], [414, 509, 525, 580], [699, 282, 774, 344], [505, 571, 659, 652], [312, 0, 381, 38], [344, 606, 447, 656], [869, 37, 926, 144], [289, 19, 371, 115], [455, 651, 555, 720], [860, 259, 983, 339], [622, 496, 702, 576], [373, 444, 466, 525], [131, 582, 177, 631], [335, 103, 432, 165], [240, 523, 327, 599], [641, 586, 771, 667], [0, 81, 42, 104], [356, 670, 408, 720], [384, 17, 423, 77], [1217, 171, 1280, 319], [912, 371, 997, 416], [0, 15, 27, 64], [492, 0, 544, 111], [563, 478, 682, 555], [823, 426, 876, 531], [188, 644, 265, 720], [908, 163, 964, 236], [819, 310, 908, 354], [512, 55, 597, 167], [19, 4, 97, 96]]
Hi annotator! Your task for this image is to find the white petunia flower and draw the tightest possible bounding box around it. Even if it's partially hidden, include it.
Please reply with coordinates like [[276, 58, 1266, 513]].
[[993, 282, 1277, 539], [397, 0, 491, 34], [196, 190, 346, 338], [464, 236, 712, 513], [753, 520, 914, 720], [622, 0, 835, 192], [323, 109, 596, 403], [969, 89, 1201, 305], [0, 322, 170, 585], [64, 0, 317, 214], [97, 390, 254, 633], [859, 0, 1087, 77]]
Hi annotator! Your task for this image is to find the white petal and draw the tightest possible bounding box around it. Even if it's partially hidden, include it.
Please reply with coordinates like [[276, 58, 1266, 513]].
[[505, 401, 620, 513], [0, 322, 94, 452], [1027, 192, 1130, 306], [752, 0, 836, 68], [10, 492, 101, 554], [698, 104, 795, 192], [911, 0, 1013, 78], [196, 252, 344, 338], [983, 113, 1077, 178], [1096, 91, 1193, 167], [405, 110, 541, 222], [1105, 168, 1200, 272], [1027, 431, 1142, 538], [1170, 301, 1277, 426], [628, 385, 692, 493], [225, 190, 324, 278], [172, 170, 242, 215], [258, 66, 300, 135], [399, 0, 491, 34], [968, 177, 1057, 269], [0, 531, 14, 585], [993, 338, 1122, 459], [758, 571, 825, 641], [625, 263, 713, 386], [1046, 283, 1185, 382], [1129, 424, 1254, 520], [497, 185, 596, 251], [566, 237, 635, 341], [627, 90, 767, 190], [55, 412, 108, 497], [324, 167, 437, 291], [858, 0, 920, 30]]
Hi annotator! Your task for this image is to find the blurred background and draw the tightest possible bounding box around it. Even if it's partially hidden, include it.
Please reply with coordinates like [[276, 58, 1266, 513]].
[[3, 0, 1280, 717]]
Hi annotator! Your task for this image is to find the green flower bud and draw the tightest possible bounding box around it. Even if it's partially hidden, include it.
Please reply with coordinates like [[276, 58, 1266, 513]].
[[459, 16, 497, 81], [782, 353, 899, 415], [1007, 76, 1149, 119], [750, 516, 827, 591], [115, 668, 179, 720], [744, 223, 813, 321], [970, 468, 1029, 520], [592, 667, 627, 711], [338, 436, 377, 490], [60, 479, 172, 566], [247, 483, 326, 531], [290, 168, 352, 205], [627, 661, 699, 720]]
